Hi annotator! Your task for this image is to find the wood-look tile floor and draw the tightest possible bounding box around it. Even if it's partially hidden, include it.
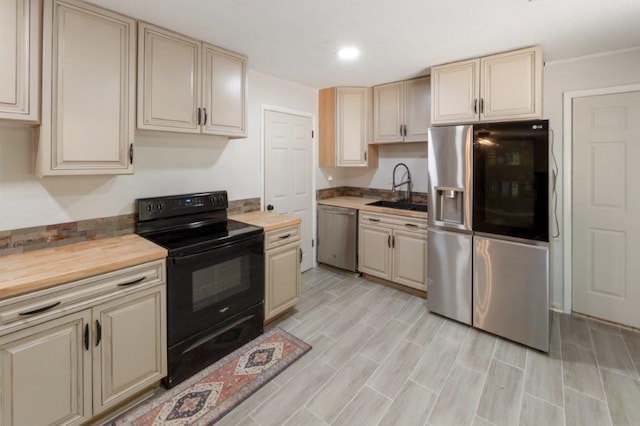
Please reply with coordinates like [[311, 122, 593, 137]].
[[218, 267, 640, 426]]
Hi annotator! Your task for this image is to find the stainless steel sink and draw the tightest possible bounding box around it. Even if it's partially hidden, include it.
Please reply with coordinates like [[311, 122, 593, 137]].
[[368, 200, 427, 212]]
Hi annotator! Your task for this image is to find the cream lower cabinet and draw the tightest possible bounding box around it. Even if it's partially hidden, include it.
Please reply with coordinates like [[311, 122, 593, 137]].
[[264, 225, 301, 321], [358, 211, 427, 291], [38, 0, 136, 175], [0, 260, 167, 425]]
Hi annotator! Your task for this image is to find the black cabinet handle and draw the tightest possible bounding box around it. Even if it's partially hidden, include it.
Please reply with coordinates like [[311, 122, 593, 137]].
[[117, 277, 145, 287], [129, 144, 134, 165], [473, 99, 478, 114], [405, 223, 418, 228], [388, 235, 391, 248], [95, 320, 102, 346], [84, 324, 90, 351], [197, 107, 201, 125], [203, 108, 208, 125], [299, 248, 303, 263], [18, 301, 61, 316], [403, 124, 407, 137], [480, 98, 484, 114], [369, 218, 380, 222], [392, 235, 395, 248], [279, 234, 291, 239]]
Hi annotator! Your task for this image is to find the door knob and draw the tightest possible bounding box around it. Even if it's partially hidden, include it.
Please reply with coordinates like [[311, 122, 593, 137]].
[[266, 204, 274, 211]]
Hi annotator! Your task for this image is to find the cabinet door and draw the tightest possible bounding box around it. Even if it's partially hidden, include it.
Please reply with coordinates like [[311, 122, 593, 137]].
[[202, 44, 247, 137], [403, 77, 431, 142], [480, 46, 543, 121], [0, 310, 92, 426], [138, 22, 200, 133], [391, 229, 427, 290], [265, 241, 301, 321], [358, 223, 392, 280], [92, 286, 166, 414], [372, 82, 403, 143], [39, 0, 135, 175], [431, 59, 480, 125], [336, 87, 370, 167], [0, 0, 39, 122]]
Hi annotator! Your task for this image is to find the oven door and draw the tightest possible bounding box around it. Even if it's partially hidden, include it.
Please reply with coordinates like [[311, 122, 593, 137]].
[[166, 234, 264, 346]]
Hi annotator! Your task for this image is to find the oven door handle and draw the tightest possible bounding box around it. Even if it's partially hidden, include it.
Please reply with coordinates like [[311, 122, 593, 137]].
[[170, 234, 263, 266]]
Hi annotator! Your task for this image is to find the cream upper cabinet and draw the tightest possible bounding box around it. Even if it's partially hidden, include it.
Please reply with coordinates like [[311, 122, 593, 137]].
[[319, 87, 377, 168], [38, 0, 135, 176], [138, 23, 200, 132], [202, 44, 247, 137], [138, 23, 247, 138], [431, 46, 542, 125], [0, 0, 40, 122], [373, 76, 431, 143]]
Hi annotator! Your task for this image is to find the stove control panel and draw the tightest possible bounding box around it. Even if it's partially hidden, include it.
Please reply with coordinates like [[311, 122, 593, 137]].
[[137, 191, 228, 221]]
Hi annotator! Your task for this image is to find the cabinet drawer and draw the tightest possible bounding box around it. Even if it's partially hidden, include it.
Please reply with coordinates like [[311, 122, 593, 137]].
[[360, 211, 428, 233], [0, 260, 164, 334], [265, 225, 300, 251]]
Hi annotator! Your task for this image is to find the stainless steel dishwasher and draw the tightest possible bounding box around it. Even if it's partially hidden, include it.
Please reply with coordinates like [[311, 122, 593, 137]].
[[317, 205, 358, 271]]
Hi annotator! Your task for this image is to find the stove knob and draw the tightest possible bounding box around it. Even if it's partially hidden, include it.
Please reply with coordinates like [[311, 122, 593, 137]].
[[156, 202, 163, 211], [145, 204, 152, 212]]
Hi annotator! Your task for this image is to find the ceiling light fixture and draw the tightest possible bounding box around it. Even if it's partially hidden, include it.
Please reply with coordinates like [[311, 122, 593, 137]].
[[337, 46, 360, 61]]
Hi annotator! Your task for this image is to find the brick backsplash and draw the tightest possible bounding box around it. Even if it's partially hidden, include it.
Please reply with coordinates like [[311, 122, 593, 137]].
[[317, 186, 428, 205], [0, 197, 261, 257]]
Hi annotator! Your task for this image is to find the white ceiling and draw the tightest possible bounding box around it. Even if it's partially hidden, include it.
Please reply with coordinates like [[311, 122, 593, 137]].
[[88, 0, 640, 89]]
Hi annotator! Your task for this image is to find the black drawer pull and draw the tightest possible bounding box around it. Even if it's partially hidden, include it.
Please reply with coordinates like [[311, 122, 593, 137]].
[[18, 301, 61, 316], [405, 223, 418, 228], [369, 218, 380, 222], [117, 277, 145, 287], [279, 234, 292, 239]]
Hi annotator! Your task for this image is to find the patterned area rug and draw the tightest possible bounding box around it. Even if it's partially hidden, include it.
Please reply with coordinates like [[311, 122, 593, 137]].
[[115, 327, 311, 425]]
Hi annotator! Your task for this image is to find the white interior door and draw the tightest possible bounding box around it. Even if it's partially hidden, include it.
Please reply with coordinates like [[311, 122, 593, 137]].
[[264, 110, 314, 272], [572, 90, 640, 327]]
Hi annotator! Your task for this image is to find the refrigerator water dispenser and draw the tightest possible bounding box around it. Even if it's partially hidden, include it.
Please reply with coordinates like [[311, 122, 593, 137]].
[[436, 188, 464, 225]]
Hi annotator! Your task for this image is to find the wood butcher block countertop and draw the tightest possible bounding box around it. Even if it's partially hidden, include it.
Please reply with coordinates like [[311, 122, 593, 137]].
[[318, 196, 428, 220], [0, 234, 167, 300], [231, 211, 302, 232]]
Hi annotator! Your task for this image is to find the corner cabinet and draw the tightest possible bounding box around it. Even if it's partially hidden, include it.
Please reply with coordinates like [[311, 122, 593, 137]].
[[0, 0, 40, 122], [264, 224, 301, 322], [138, 22, 247, 138], [372, 76, 431, 143], [37, 0, 136, 176], [0, 260, 167, 425], [431, 46, 542, 125], [358, 211, 428, 291], [319, 87, 378, 168]]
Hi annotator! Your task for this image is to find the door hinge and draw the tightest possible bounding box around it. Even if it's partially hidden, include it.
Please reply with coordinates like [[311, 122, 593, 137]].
[[312, 239, 315, 248]]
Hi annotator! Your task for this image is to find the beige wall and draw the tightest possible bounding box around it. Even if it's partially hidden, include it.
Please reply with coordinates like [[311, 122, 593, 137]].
[[0, 70, 317, 232], [544, 47, 640, 309]]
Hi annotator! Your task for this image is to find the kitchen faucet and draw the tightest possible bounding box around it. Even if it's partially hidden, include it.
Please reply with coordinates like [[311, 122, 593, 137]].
[[392, 162, 412, 202]]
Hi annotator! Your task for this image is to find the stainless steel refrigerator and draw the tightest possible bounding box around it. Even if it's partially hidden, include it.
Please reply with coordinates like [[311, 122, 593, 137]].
[[427, 121, 550, 352]]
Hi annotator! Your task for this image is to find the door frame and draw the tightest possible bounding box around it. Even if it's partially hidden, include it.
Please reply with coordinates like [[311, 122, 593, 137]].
[[260, 104, 318, 269], [562, 83, 640, 314]]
